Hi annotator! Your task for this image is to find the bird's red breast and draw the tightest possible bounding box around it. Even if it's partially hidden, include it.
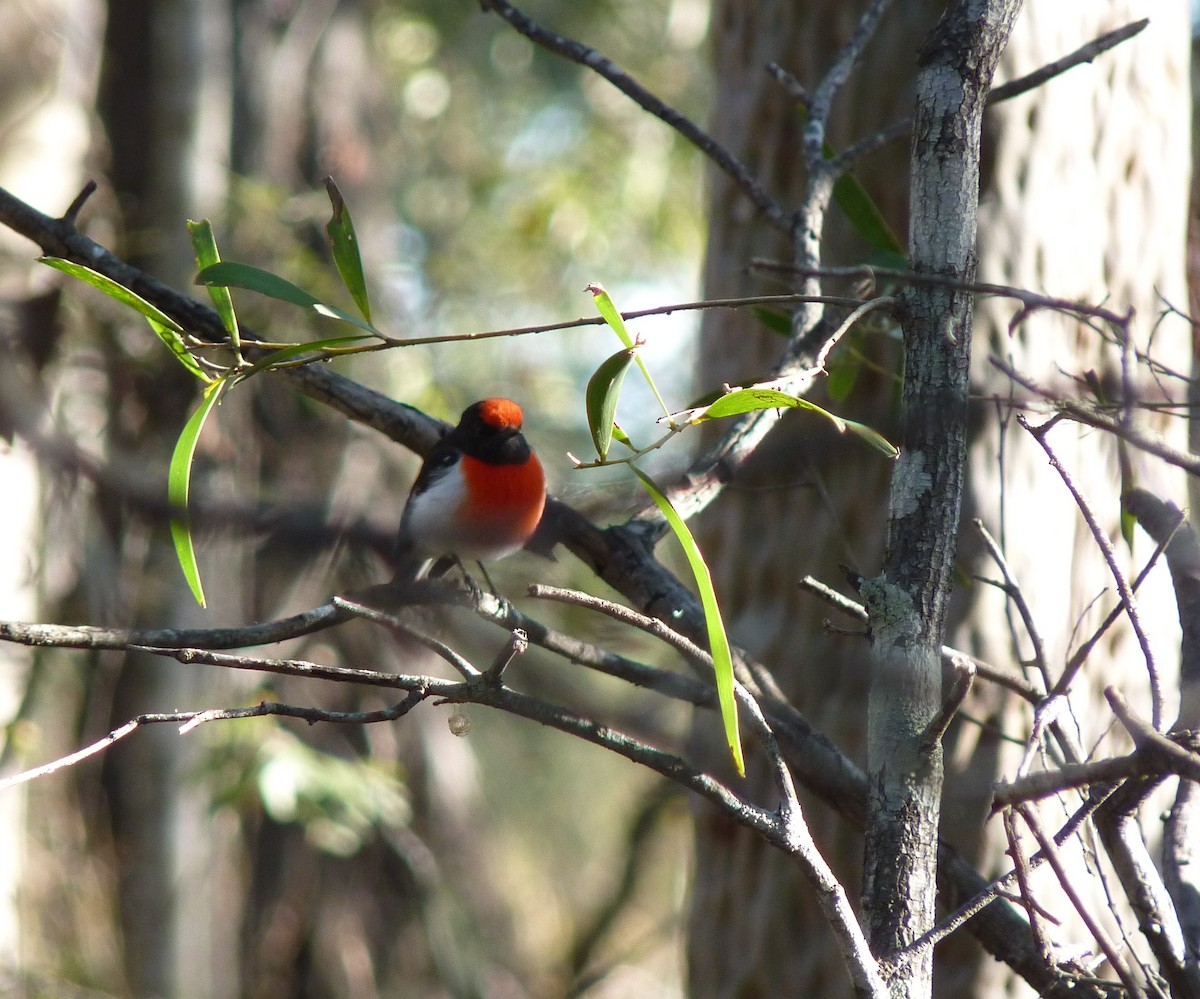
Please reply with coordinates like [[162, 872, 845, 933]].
[[458, 450, 546, 551], [394, 398, 546, 578]]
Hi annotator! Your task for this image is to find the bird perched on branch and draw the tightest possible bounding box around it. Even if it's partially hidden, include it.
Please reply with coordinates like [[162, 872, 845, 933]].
[[394, 398, 545, 584]]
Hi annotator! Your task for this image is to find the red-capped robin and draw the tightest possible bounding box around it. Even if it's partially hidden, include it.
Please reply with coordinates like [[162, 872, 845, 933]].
[[394, 398, 546, 583]]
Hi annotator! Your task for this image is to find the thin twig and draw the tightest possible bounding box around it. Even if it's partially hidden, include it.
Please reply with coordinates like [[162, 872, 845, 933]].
[[753, 260, 1132, 328], [1003, 808, 1057, 966], [885, 786, 1119, 972], [973, 518, 1051, 691], [798, 574, 1042, 703], [921, 653, 974, 751], [1016, 804, 1145, 998], [478, 0, 788, 230], [486, 628, 528, 681], [332, 595, 481, 679], [988, 19, 1148, 105], [830, 19, 1149, 173], [1020, 415, 1164, 730], [991, 356, 1200, 478], [529, 583, 713, 672], [0, 693, 425, 791], [803, 0, 895, 164], [1106, 689, 1200, 783]]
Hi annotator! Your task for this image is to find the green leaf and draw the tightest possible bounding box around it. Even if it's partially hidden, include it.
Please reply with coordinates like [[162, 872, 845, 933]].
[[832, 170, 905, 257], [586, 347, 637, 460], [187, 219, 241, 353], [841, 418, 900, 460], [675, 387, 899, 459], [824, 347, 862, 402], [196, 262, 379, 334], [41, 257, 212, 381], [147, 317, 210, 383], [586, 282, 636, 350], [169, 381, 225, 607], [41, 257, 184, 331], [752, 306, 792, 337], [681, 387, 841, 427], [633, 467, 744, 777], [323, 177, 372, 324], [611, 422, 637, 452], [587, 282, 673, 423]]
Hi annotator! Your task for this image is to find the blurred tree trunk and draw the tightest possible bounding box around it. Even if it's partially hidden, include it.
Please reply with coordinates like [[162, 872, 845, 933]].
[[690, 2, 1189, 996], [95, 0, 240, 995], [0, 0, 110, 986]]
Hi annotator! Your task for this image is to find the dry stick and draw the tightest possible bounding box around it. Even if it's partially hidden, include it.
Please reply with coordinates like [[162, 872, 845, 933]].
[[991, 356, 1200, 478], [796, 575, 1043, 704], [529, 584, 888, 998], [477, 0, 788, 231], [0, 693, 424, 792], [882, 785, 1120, 975], [1106, 689, 1200, 784], [802, 0, 895, 166], [1016, 804, 1145, 998], [1003, 808, 1057, 966], [1056, 522, 1176, 700], [1019, 414, 1165, 730], [741, 690, 889, 999], [973, 518, 1051, 692], [1123, 488, 1200, 974], [994, 752, 1171, 809], [331, 595, 481, 680], [753, 261, 1132, 329], [831, 19, 1149, 172]]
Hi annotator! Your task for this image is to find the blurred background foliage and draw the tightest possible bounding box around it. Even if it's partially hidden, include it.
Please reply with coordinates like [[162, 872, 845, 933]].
[[0, 1, 721, 996]]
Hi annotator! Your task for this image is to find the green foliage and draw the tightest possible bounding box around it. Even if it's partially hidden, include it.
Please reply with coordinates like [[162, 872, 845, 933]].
[[195, 261, 379, 334], [168, 381, 226, 608], [634, 466, 744, 777], [587, 282, 672, 421], [586, 346, 637, 460], [584, 285, 744, 775], [674, 386, 899, 459], [832, 169, 905, 259], [212, 720, 411, 857], [323, 176, 373, 324], [256, 727, 410, 856], [38, 257, 210, 382], [188, 218, 242, 357]]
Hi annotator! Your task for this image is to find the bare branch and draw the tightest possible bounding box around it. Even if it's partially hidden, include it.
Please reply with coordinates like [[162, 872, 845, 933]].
[[477, 0, 788, 230], [829, 19, 1150, 173], [994, 752, 1168, 808], [992, 356, 1200, 477], [1021, 415, 1165, 729], [1106, 689, 1200, 784], [1016, 804, 1145, 998], [987, 19, 1149, 106], [753, 260, 1132, 329], [803, 0, 894, 162], [973, 517, 1051, 691]]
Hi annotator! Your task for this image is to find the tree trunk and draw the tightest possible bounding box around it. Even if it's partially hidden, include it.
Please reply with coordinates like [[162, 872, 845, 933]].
[[690, 1, 1190, 996]]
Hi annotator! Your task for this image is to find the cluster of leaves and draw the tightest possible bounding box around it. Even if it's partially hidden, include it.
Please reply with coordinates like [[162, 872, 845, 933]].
[[43, 179, 898, 776]]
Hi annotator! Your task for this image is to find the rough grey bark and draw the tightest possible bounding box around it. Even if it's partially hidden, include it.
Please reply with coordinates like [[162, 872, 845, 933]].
[[693, 2, 1190, 997], [860, 6, 1020, 996]]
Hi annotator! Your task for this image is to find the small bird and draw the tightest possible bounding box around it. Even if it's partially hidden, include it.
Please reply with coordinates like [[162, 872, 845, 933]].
[[394, 398, 546, 583]]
